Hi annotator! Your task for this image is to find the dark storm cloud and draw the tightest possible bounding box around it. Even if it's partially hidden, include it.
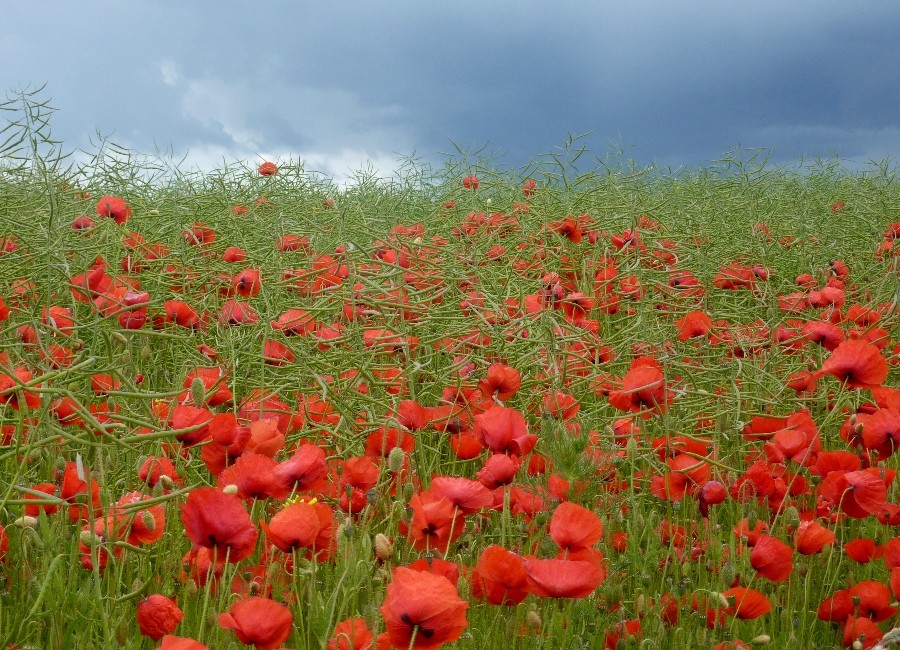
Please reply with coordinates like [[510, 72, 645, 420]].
[[2, 1, 898, 182]]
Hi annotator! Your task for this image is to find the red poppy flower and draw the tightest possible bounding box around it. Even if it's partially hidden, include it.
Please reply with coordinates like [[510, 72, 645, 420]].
[[232, 268, 262, 298], [426, 476, 493, 515], [275, 443, 327, 492], [95, 195, 132, 225], [401, 493, 465, 553], [608, 356, 672, 416], [477, 363, 521, 401], [261, 500, 332, 553], [218, 453, 290, 501], [137, 594, 183, 640], [524, 551, 606, 598], [844, 538, 882, 564], [219, 299, 259, 326], [819, 581, 896, 623], [159, 636, 210, 650], [0, 366, 41, 410], [473, 406, 536, 456], [476, 453, 519, 489], [180, 487, 258, 562], [470, 545, 529, 605], [462, 174, 479, 190], [818, 469, 888, 518], [843, 615, 883, 650], [749, 535, 793, 582], [722, 587, 771, 619], [817, 339, 888, 389], [328, 617, 374, 650], [257, 162, 278, 176], [675, 310, 713, 341], [380, 567, 468, 649], [794, 520, 835, 555], [549, 501, 603, 552], [218, 597, 293, 649]]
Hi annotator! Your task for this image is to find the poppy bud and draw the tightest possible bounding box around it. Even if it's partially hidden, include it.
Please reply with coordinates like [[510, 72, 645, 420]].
[[111, 331, 128, 346], [14, 515, 38, 529], [159, 475, 176, 491], [751, 634, 771, 645], [526, 610, 542, 631], [721, 561, 737, 587], [387, 447, 405, 473], [190, 377, 206, 407], [710, 591, 730, 608], [222, 484, 239, 495], [141, 510, 157, 532], [80, 530, 102, 546], [141, 346, 152, 362], [374, 533, 393, 562]]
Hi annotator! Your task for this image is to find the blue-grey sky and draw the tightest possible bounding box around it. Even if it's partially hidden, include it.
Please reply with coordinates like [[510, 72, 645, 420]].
[[3, 2, 899, 183]]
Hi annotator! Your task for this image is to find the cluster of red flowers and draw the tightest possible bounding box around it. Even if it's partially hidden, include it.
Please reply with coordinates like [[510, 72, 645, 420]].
[[2, 176, 900, 650]]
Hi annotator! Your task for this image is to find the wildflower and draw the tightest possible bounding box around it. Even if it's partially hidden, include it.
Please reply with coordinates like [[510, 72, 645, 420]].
[[257, 161, 278, 176], [137, 594, 183, 641], [524, 551, 606, 598], [328, 617, 374, 650], [95, 195, 132, 225], [750, 535, 794, 582], [180, 487, 258, 562], [462, 174, 479, 190], [380, 567, 468, 649], [159, 637, 209, 650], [817, 339, 888, 389], [471, 545, 529, 605], [218, 597, 293, 649], [721, 587, 771, 619], [548, 501, 603, 552]]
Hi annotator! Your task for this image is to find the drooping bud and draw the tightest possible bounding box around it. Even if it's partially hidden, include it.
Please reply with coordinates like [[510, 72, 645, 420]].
[[374, 533, 393, 562]]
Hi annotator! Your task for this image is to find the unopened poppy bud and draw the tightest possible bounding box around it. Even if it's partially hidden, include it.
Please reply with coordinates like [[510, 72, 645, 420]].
[[526, 610, 542, 631], [710, 591, 730, 608], [635, 593, 646, 612], [159, 475, 176, 491], [80, 530, 102, 546], [783, 506, 800, 527], [751, 634, 771, 645], [852, 641, 863, 650], [366, 488, 378, 505], [190, 377, 206, 407], [149, 209, 160, 216], [625, 436, 638, 458], [141, 510, 156, 531], [140, 346, 152, 362], [374, 533, 393, 562], [721, 561, 737, 587], [111, 331, 129, 346], [248, 580, 261, 596], [14, 515, 38, 529], [222, 484, 239, 495], [387, 447, 406, 473]]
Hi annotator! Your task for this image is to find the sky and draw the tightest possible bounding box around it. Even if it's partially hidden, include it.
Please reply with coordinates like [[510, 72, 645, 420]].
[[2, 2, 899, 185]]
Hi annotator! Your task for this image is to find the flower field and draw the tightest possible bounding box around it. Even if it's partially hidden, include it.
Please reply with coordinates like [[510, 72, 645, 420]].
[[1, 136, 900, 649]]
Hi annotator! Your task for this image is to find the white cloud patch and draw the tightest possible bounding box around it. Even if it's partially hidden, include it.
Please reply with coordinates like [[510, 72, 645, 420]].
[[157, 61, 409, 187]]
